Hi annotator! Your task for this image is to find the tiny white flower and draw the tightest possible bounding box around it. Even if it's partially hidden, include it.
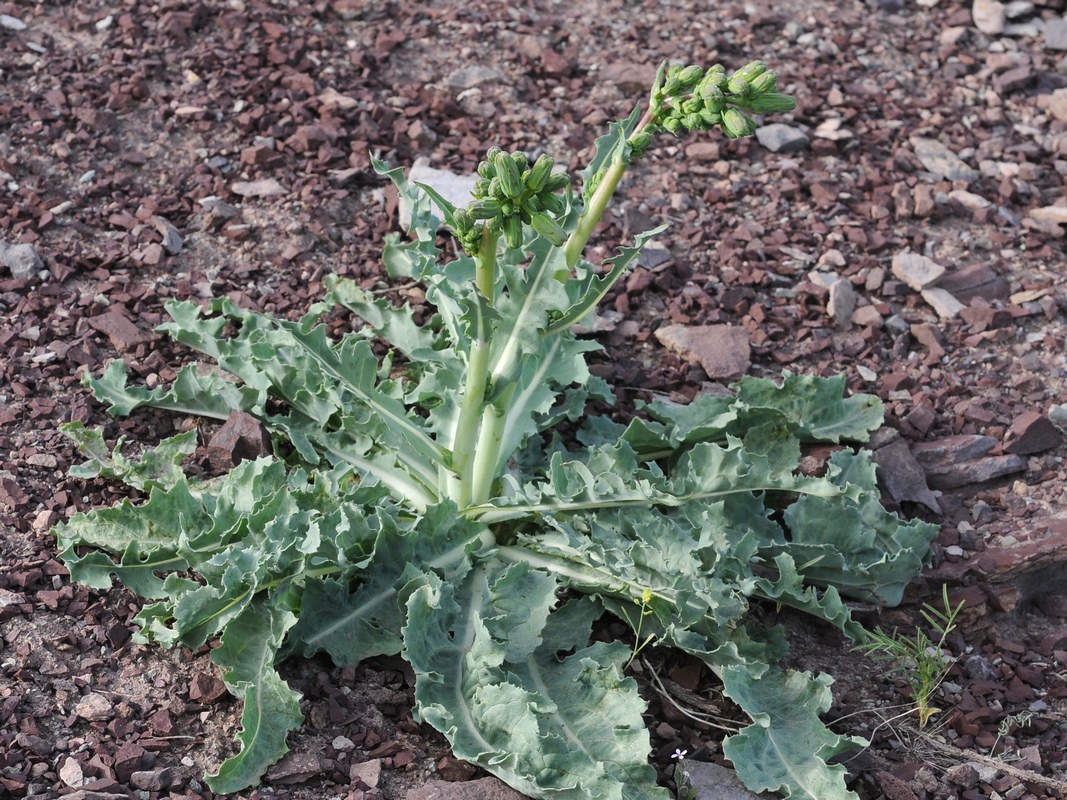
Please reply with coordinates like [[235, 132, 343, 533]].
[[672, 748, 687, 761]]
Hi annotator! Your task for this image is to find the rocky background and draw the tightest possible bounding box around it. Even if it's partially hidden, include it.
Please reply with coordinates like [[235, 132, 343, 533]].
[[2, 0, 1067, 798]]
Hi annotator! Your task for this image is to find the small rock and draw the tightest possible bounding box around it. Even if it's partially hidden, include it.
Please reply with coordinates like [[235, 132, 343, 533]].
[[1045, 17, 1067, 50], [921, 287, 966, 319], [973, 0, 1006, 34], [1004, 410, 1064, 454], [59, 757, 87, 788], [407, 777, 530, 800], [912, 435, 1027, 489], [74, 692, 113, 721], [130, 769, 174, 791], [945, 763, 979, 789], [755, 123, 810, 153], [231, 178, 287, 197], [1048, 88, 1067, 122], [318, 87, 359, 112], [399, 160, 479, 230], [444, 65, 502, 93], [1028, 205, 1067, 226], [600, 62, 659, 94], [436, 755, 478, 782], [0, 241, 44, 279], [266, 753, 322, 785], [1005, 0, 1034, 17], [655, 324, 751, 381], [1050, 403, 1067, 428], [684, 141, 720, 161], [150, 215, 183, 255], [870, 437, 942, 514], [206, 411, 273, 470], [188, 671, 228, 703], [851, 304, 883, 327], [911, 137, 980, 183], [686, 761, 770, 799], [0, 13, 27, 30], [350, 759, 382, 789], [113, 742, 146, 782], [87, 310, 153, 352], [948, 189, 991, 209], [332, 735, 356, 751], [827, 279, 857, 328], [891, 252, 945, 290], [938, 263, 1010, 303]]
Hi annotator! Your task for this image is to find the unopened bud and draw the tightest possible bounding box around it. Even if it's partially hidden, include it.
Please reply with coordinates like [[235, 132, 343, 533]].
[[503, 215, 523, 249], [676, 65, 703, 88], [524, 154, 554, 193], [746, 93, 798, 114], [541, 173, 570, 193], [494, 151, 523, 197], [721, 107, 757, 138], [467, 199, 501, 220], [530, 213, 567, 246], [749, 71, 779, 95], [540, 193, 564, 215], [663, 117, 683, 135], [477, 160, 496, 180], [730, 60, 768, 83], [628, 131, 653, 152]]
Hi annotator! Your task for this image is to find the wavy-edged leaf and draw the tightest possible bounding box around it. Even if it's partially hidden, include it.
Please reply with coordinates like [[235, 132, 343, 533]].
[[62, 423, 198, 491], [405, 564, 667, 800], [722, 666, 864, 800], [206, 600, 303, 794]]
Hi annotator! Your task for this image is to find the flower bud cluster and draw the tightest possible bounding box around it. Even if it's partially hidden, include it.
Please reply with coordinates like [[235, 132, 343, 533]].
[[453, 149, 570, 254], [628, 60, 796, 155]]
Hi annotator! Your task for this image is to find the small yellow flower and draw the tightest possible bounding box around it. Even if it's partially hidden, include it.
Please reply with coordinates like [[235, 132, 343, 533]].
[[641, 588, 653, 605]]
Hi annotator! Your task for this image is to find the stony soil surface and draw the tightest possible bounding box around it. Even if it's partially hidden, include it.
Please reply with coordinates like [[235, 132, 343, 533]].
[[2, 0, 1067, 799]]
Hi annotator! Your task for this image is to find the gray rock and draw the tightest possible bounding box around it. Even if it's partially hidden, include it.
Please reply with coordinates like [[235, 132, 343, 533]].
[[686, 761, 776, 799], [870, 437, 942, 514], [600, 62, 659, 94], [0, 241, 43, 279], [445, 66, 502, 93], [655, 324, 751, 380], [265, 752, 322, 785], [400, 160, 479, 231], [130, 769, 174, 792], [1049, 403, 1067, 428], [1045, 17, 1067, 50], [1005, 0, 1034, 18], [891, 252, 945, 291], [407, 777, 529, 800], [231, 178, 287, 197], [755, 123, 810, 153], [911, 137, 980, 182], [921, 287, 965, 319], [350, 758, 381, 788], [973, 0, 1006, 34], [911, 435, 1027, 489], [0, 13, 27, 30], [827, 279, 857, 329]]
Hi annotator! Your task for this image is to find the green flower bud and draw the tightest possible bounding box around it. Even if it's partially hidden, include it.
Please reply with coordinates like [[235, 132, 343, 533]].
[[698, 82, 724, 103], [495, 150, 523, 197], [503, 215, 523, 249], [681, 97, 703, 114], [746, 92, 798, 114], [663, 117, 683, 135], [664, 77, 683, 95], [467, 199, 501, 220], [683, 113, 702, 130], [540, 193, 564, 215], [698, 107, 723, 126], [487, 177, 503, 199], [749, 71, 778, 94], [727, 77, 752, 96], [541, 173, 570, 193], [676, 65, 703, 88], [520, 195, 543, 218], [477, 160, 496, 180], [731, 60, 768, 83], [485, 146, 502, 163], [530, 213, 567, 246], [628, 130, 653, 152], [524, 154, 554, 193], [721, 107, 757, 138], [453, 209, 474, 232]]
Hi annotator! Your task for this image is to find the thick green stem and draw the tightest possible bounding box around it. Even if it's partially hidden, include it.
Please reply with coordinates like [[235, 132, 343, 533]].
[[448, 228, 498, 506], [469, 401, 507, 506]]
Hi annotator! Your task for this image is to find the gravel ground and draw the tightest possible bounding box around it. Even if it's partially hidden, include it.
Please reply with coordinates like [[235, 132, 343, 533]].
[[2, 0, 1067, 798]]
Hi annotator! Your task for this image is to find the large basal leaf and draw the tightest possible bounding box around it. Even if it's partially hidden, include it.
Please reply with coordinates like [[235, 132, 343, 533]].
[[206, 599, 303, 794], [722, 665, 865, 800], [405, 564, 668, 800], [61, 423, 198, 491]]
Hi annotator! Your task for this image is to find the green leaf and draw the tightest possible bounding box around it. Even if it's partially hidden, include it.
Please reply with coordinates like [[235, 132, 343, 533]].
[[206, 600, 303, 794], [405, 564, 668, 800], [62, 422, 197, 491], [722, 666, 864, 800]]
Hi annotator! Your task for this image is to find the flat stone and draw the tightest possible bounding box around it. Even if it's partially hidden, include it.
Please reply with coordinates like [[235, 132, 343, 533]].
[[851, 304, 884, 327], [1048, 88, 1067, 122], [600, 62, 659, 94], [1028, 205, 1067, 225], [265, 753, 323, 785], [685, 141, 721, 161], [231, 178, 287, 197], [150, 215, 183, 255], [1045, 17, 1067, 49], [870, 437, 942, 514], [655, 324, 751, 380], [74, 692, 113, 722], [755, 123, 811, 153], [400, 160, 479, 230], [444, 65, 502, 93], [911, 435, 1027, 489], [1005, 0, 1035, 17], [350, 758, 382, 789], [206, 411, 273, 470], [995, 65, 1034, 93], [911, 137, 980, 183], [87, 310, 153, 352], [188, 671, 228, 703], [0, 13, 26, 30], [938, 263, 1010, 303], [892, 252, 945, 291], [317, 87, 359, 111], [686, 760, 776, 799], [910, 322, 946, 360], [827, 279, 857, 328], [59, 757, 87, 788], [130, 769, 173, 792], [1004, 410, 1064, 454], [407, 777, 529, 800], [921, 287, 966, 319], [948, 189, 991, 209], [0, 240, 43, 279], [973, 0, 1006, 33]]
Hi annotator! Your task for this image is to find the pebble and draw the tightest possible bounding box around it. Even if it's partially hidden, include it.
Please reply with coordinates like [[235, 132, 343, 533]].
[[444, 65, 502, 93], [74, 692, 113, 721], [891, 252, 945, 291], [1045, 17, 1067, 50], [973, 0, 1006, 34], [654, 324, 751, 380], [1028, 205, 1067, 226], [350, 758, 382, 789], [827, 279, 857, 328], [599, 62, 659, 94], [921, 287, 966, 319], [755, 123, 810, 153], [59, 757, 87, 788], [1047, 88, 1067, 122], [870, 437, 942, 513], [231, 178, 287, 197], [407, 777, 530, 800], [911, 137, 980, 183], [0, 13, 27, 30], [0, 240, 43, 279], [948, 189, 990, 209], [1004, 410, 1064, 454]]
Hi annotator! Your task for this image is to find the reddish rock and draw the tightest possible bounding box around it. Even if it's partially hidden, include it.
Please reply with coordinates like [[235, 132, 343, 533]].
[[1003, 410, 1064, 455], [205, 411, 274, 470], [939, 263, 1010, 303], [187, 672, 228, 704], [654, 324, 750, 380], [871, 437, 941, 514], [911, 435, 1026, 489], [87, 310, 153, 352]]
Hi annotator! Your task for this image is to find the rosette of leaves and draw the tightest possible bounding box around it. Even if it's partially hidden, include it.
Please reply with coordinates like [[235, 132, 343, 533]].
[[53, 60, 934, 800]]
